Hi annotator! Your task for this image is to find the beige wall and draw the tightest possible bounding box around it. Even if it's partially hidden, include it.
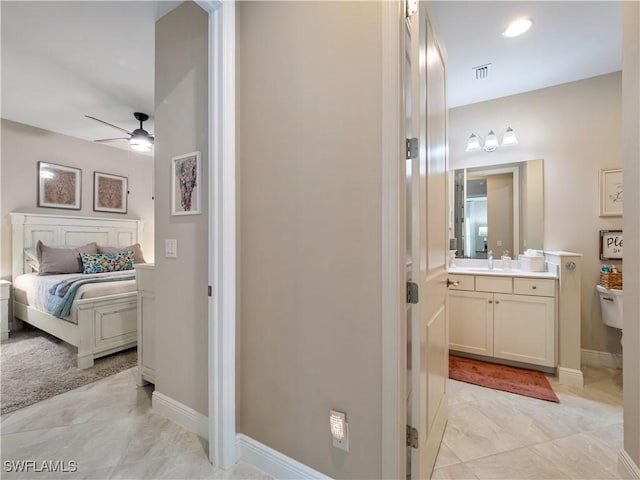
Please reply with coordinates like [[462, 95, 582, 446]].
[[154, 1, 209, 415], [449, 72, 623, 355], [0, 118, 155, 280], [622, 0, 639, 469], [237, 2, 383, 478], [521, 159, 544, 251]]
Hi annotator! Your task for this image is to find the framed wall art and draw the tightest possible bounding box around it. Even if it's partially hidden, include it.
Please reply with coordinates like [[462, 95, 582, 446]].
[[599, 168, 623, 217], [94, 172, 128, 214], [171, 151, 201, 215], [37, 161, 81, 210], [600, 230, 623, 260]]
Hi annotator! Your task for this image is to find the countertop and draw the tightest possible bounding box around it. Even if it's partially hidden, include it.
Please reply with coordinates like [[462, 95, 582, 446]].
[[447, 266, 558, 279]]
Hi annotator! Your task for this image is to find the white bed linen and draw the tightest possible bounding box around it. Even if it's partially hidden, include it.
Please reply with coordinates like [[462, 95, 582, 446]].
[[14, 271, 137, 313]]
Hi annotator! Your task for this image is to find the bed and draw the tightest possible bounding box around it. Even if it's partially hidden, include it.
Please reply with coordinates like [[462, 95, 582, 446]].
[[10, 212, 144, 369]]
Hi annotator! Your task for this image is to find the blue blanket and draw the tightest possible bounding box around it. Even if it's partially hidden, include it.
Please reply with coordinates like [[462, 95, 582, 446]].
[[46, 274, 136, 318]]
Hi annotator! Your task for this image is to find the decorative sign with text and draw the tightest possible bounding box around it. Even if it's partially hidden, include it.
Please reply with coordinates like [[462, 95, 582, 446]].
[[600, 230, 623, 260]]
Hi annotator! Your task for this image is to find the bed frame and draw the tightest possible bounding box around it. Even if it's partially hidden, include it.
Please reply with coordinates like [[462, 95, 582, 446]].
[[10, 212, 144, 369]]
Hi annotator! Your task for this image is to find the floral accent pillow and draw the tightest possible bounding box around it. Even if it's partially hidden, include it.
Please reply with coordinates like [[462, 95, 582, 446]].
[[80, 251, 134, 274]]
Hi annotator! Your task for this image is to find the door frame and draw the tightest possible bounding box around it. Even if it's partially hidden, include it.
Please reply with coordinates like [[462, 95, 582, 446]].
[[381, 2, 406, 479], [197, 0, 237, 469]]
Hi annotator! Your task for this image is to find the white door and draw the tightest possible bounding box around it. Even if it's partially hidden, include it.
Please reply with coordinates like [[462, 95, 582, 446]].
[[406, 4, 449, 478]]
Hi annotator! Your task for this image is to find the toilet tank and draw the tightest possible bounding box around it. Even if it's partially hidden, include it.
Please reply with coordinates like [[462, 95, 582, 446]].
[[596, 285, 623, 329]]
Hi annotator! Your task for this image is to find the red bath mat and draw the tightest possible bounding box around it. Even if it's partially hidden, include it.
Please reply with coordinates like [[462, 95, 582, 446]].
[[449, 355, 559, 403]]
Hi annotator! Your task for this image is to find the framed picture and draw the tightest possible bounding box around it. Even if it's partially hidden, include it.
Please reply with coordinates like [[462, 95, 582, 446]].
[[171, 151, 201, 215], [600, 230, 623, 260], [37, 161, 81, 210], [93, 172, 128, 214], [599, 168, 623, 217]]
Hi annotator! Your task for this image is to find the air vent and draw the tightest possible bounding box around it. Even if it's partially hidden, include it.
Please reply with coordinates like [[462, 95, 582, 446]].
[[473, 64, 491, 80]]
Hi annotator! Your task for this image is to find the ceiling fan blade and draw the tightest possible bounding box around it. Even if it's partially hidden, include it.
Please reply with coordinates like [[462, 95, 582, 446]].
[[94, 137, 129, 143], [85, 115, 133, 135]]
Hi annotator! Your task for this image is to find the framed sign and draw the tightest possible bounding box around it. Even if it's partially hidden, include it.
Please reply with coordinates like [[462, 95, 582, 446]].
[[94, 172, 128, 214], [600, 230, 623, 260], [37, 162, 81, 210], [171, 151, 201, 215], [599, 168, 623, 217]]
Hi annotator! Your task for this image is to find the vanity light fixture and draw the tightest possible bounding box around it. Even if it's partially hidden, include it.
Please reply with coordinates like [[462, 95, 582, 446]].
[[502, 17, 533, 38], [465, 127, 519, 153]]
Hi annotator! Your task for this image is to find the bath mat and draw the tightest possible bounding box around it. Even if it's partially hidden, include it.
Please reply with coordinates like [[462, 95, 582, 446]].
[[449, 355, 559, 403]]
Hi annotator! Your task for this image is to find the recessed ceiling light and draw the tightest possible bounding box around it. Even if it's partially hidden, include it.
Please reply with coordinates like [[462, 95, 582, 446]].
[[502, 17, 533, 38]]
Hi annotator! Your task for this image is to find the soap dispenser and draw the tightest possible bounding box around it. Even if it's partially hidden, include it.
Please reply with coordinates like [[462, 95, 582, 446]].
[[501, 250, 512, 271]]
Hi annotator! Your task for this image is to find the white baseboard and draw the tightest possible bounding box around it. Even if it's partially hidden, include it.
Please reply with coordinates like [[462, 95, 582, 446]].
[[557, 366, 584, 387], [581, 348, 623, 369], [619, 450, 640, 479], [236, 434, 332, 480], [152, 391, 209, 440]]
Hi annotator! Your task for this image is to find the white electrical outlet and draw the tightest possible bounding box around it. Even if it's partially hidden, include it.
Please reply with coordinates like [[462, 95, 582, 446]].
[[497, 240, 503, 247], [165, 239, 178, 258]]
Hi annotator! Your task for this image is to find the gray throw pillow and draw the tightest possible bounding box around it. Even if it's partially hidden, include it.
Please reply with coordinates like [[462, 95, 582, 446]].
[[36, 241, 98, 275], [97, 243, 146, 264]]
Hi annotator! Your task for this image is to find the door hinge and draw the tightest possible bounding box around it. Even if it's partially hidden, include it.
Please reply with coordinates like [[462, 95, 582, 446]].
[[208, 285, 212, 297], [406, 137, 418, 160], [406, 425, 419, 448], [407, 282, 419, 304]]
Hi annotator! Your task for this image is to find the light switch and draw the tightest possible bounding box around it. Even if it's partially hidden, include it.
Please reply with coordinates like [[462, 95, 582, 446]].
[[496, 240, 503, 247], [165, 239, 178, 258]]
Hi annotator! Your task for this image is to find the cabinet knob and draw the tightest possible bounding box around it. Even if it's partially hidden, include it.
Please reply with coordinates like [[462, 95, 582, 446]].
[[495, 300, 500, 304], [447, 279, 460, 288], [488, 300, 493, 304], [532, 285, 537, 290]]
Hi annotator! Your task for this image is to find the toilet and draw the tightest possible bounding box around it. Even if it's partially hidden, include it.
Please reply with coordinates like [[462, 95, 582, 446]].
[[596, 285, 623, 345]]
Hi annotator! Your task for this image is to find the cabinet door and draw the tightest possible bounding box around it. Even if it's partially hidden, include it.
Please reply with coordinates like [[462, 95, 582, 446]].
[[494, 294, 555, 367], [449, 290, 493, 356], [139, 292, 156, 379]]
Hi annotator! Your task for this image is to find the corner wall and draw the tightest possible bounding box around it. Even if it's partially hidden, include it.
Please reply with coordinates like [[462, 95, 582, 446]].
[[622, 0, 640, 471], [237, 2, 383, 478], [0, 119, 155, 279], [449, 72, 623, 355], [154, 1, 209, 416]]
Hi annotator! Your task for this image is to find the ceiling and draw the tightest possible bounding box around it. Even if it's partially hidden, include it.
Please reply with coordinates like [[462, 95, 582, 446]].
[[1, 1, 181, 153], [1, 1, 624, 148], [430, 1, 623, 108]]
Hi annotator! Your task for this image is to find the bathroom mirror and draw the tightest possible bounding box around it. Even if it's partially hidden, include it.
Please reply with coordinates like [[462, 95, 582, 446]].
[[452, 159, 544, 259]]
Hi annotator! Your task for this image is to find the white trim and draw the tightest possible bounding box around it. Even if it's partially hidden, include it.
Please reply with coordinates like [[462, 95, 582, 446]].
[[557, 366, 584, 387], [581, 348, 623, 369], [619, 450, 640, 479], [152, 391, 209, 439], [381, 2, 405, 479], [200, 0, 238, 470], [237, 434, 332, 480]]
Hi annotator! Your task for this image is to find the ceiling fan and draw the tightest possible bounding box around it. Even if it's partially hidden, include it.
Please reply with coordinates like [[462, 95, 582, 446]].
[[85, 112, 154, 152]]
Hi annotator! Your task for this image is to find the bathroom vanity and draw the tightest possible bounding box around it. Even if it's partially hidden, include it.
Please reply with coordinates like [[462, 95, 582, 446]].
[[448, 266, 558, 370]]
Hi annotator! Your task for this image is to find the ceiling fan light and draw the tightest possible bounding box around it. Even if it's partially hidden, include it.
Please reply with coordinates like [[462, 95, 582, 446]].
[[501, 126, 519, 146], [466, 133, 482, 152], [130, 135, 152, 152]]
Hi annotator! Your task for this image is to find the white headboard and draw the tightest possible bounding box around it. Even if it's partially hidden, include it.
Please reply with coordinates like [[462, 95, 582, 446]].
[[10, 213, 144, 281]]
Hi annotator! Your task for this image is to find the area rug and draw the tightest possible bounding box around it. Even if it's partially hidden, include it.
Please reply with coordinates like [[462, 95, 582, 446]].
[[1, 327, 137, 414], [449, 355, 559, 403]]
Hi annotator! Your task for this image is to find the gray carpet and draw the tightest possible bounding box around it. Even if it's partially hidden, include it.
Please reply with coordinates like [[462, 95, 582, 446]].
[[1, 326, 137, 414]]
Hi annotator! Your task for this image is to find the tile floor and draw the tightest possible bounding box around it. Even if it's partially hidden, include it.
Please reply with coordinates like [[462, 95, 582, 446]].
[[433, 366, 624, 479], [1, 368, 270, 480], [1, 364, 624, 479]]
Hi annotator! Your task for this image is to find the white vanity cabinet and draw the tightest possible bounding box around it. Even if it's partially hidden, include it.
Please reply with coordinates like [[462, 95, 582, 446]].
[[135, 264, 155, 385], [449, 273, 556, 368]]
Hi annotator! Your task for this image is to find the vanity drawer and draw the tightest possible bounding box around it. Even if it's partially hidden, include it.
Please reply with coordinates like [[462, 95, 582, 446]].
[[513, 278, 556, 297], [448, 275, 475, 291], [475, 276, 512, 294]]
